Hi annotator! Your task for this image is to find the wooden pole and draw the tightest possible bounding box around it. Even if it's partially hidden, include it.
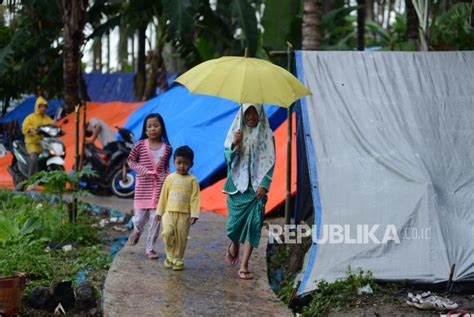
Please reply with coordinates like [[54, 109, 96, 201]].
[[446, 263, 456, 294], [72, 103, 81, 223], [79, 101, 87, 170], [285, 42, 293, 225]]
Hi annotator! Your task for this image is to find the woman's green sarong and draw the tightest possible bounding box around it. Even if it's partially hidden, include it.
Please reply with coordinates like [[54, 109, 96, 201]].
[[226, 186, 267, 248]]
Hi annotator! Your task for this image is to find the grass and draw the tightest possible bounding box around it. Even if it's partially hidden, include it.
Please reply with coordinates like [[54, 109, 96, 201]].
[[0, 189, 114, 315], [303, 267, 376, 316]]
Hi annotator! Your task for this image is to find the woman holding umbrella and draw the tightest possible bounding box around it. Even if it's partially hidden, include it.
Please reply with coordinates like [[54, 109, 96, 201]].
[[224, 103, 275, 280]]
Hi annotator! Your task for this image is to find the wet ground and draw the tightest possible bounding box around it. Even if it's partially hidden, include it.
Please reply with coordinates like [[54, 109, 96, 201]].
[[84, 196, 292, 317]]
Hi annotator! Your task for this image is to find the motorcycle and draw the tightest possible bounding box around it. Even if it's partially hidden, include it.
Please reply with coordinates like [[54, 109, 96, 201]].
[[80, 126, 136, 198], [8, 124, 66, 191]]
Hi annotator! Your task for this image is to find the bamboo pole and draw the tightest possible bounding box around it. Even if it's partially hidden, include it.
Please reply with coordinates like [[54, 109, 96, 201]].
[[72, 103, 81, 223], [285, 42, 293, 225]]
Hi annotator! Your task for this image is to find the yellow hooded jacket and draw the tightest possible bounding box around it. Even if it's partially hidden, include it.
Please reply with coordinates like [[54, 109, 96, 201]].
[[22, 97, 53, 154]]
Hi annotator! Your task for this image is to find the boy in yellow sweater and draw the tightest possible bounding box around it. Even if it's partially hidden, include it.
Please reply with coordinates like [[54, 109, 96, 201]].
[[156, 146, 200, 271]]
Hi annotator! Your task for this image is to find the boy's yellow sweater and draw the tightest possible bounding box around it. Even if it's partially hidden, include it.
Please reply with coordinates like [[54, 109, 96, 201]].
[[156, 173, 200, 218]]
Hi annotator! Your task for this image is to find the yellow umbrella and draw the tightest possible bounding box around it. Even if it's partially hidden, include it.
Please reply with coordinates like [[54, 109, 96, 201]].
[[174, 56, 310, 107], [175, 54, 311, 225]]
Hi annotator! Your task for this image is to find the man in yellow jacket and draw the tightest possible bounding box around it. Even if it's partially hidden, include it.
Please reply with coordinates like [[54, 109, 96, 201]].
[[21, 96, 53, 177]]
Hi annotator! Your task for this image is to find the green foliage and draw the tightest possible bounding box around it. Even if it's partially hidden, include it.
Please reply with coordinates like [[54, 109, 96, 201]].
[[366, 14, 417, 51], [162, 0, 194, 42], [320, 6, 358, 50], [303, 267, 375, 316], [192, 0, 234, 60], [0, 239, 112, 294], [261, 0, 300, 51], [229, 0, 259, 57], [24, 167, 97, 202], [431, 3, 474, 50], [0, 190, 100, 246], [0, 190, 112, 296], [0, 0, 63, 99]]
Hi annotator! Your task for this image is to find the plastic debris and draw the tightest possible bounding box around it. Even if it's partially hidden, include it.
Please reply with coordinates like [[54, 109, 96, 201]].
[[112, 225, 128, 232], [62, 245, 72, 252], [98, 219, 108, 227], [357, 284, 373, 295]]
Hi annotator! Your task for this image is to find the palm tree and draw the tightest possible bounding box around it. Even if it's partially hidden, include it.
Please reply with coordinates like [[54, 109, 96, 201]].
[[61, 0, 88, 113], [366, 0, 374, 21], [406, 0, 419, 42], [470, 0, 473, 28], [302, 0, 322, 50], [357, 0, 366, 50], [134, 23, 147, 100]]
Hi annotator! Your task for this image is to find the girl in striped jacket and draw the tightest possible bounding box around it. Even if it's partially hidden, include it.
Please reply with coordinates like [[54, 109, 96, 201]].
[[127, 113, 172, 259]]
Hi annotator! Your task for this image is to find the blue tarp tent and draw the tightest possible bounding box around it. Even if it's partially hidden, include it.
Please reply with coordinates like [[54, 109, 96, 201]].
[[83, 72, 178, 102], [0, 73, 177, 125], [83, 72, 136, 102], [124, 84, 286, 187], [0, 96, 62, 125]]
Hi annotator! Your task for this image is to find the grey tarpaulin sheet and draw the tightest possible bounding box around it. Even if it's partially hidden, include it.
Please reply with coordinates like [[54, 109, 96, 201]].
[[296, 51, 474, 295]]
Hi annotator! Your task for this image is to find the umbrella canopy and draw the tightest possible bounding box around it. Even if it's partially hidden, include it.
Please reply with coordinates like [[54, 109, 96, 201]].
[[175, 56, 311, 108]]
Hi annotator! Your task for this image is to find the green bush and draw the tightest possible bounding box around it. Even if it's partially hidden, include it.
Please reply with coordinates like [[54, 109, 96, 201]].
[[0, 190, 112, 297], [303, 267, 375, 316]]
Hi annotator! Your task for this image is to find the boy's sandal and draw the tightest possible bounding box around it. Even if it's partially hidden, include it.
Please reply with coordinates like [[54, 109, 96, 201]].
[[225, 242, 239, 267], [173, 260, 184, 271], [238, 270, 253, 280], [163, 256, 174, 269]]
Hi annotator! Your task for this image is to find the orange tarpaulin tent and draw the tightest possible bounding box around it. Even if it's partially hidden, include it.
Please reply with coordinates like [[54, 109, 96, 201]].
[[200, 116, 296, 216], [0, 101, 142, 188]]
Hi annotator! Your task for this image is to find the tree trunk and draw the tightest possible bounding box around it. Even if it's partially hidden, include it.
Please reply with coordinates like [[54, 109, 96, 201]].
[[79, 70, 90, 102], [61, 0, 87, 114], [387, 0, 395, 30], [442, 0, 451, 12], [118, 23, 129, 71], [134, 24, 147, 100], [302, 0, 322, 50], [106, 32, 110, 73], [131, 35, 135, 72], [470, 0, 474, 28], [406, 0, 419, 41], [92, 36, 102, 72], [143, 23, 168, 100], [2, 97, 10, 117], [357, 0, 366, 51], [380, 0, 386, 28], [366, 0, 374, 20], [322, 0, 332, 14], [143, 50, 158, 101]]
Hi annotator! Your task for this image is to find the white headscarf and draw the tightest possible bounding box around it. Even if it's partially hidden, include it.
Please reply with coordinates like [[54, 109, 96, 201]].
[[224, 103, 275, 193]]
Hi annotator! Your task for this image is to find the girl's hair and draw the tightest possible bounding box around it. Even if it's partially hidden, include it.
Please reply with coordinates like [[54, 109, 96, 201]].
[[139, 113, 170, 144]]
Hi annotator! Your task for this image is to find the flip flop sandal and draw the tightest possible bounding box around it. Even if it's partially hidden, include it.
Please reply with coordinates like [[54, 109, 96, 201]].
[[225, 242, 239, 266], [146, 250, 159, 259], [238, 270, 253, 280], [127, 231, 141, 246]]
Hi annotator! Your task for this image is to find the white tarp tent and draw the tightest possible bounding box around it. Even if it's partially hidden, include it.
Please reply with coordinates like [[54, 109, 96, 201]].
[[296, 51, 474, 295]]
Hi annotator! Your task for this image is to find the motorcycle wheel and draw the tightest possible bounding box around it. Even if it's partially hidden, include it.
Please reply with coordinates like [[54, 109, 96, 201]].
[[110, 165, 135, 198]]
